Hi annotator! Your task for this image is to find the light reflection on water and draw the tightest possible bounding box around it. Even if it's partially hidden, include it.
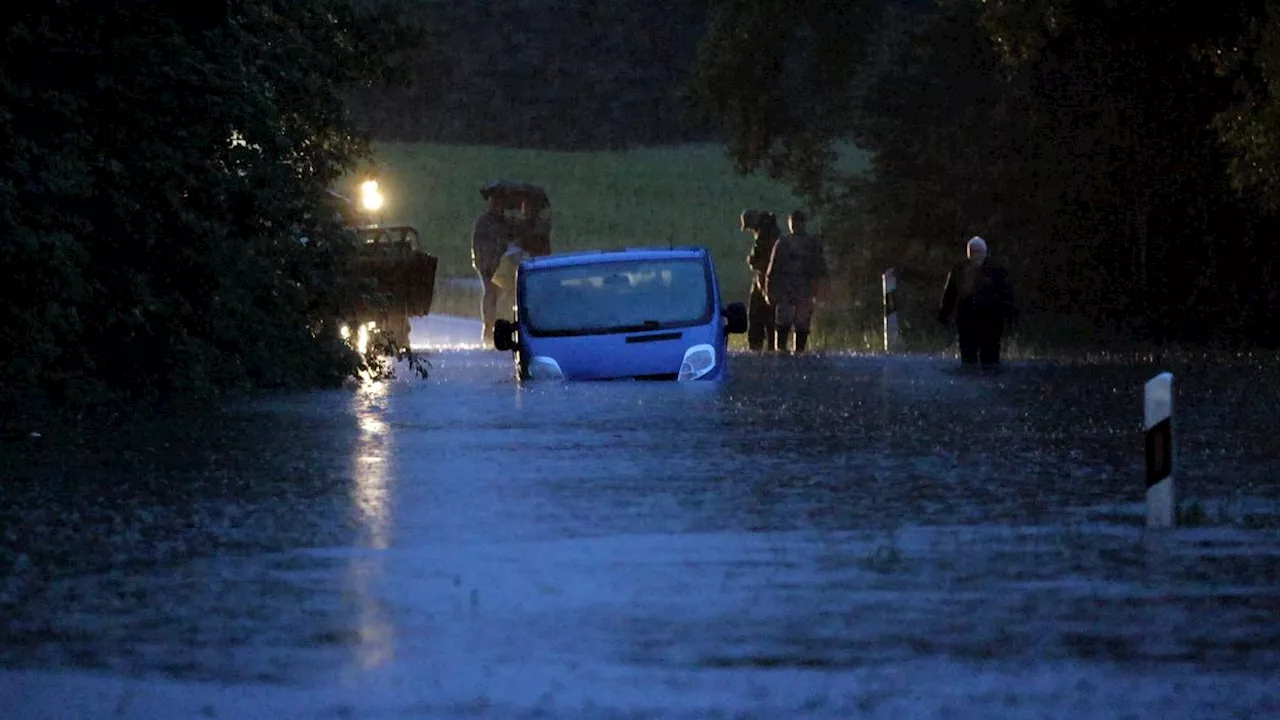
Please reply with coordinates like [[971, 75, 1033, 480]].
[[348, 381, 395, 670]]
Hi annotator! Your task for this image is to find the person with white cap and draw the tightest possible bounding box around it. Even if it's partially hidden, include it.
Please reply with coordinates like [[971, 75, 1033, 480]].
[[937, 235, 1016, 370]]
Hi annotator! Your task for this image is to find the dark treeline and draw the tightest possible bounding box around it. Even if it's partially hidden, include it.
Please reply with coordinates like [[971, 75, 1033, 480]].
[[346, 0, 716, 149], [691, 0, 1280, 349]]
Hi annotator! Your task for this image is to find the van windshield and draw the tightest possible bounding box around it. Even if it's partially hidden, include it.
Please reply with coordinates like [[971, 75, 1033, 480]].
[[522, 258, 713, 336]]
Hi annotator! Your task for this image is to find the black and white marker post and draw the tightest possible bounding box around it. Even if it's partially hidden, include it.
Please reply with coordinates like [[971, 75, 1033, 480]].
[[1143, 372, 1176, 528], [882, 268, 900, 353]]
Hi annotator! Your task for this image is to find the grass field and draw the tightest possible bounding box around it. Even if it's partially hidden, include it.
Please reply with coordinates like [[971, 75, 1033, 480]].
[[345, 142, 854, 300]]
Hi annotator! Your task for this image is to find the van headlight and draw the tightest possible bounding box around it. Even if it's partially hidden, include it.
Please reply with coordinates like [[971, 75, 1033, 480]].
[[678, 344, 716, 382], [528, 356, 565, 381]]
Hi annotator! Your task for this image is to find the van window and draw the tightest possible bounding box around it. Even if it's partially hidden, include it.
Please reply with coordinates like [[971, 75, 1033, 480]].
[[522, 258, 713, 336]]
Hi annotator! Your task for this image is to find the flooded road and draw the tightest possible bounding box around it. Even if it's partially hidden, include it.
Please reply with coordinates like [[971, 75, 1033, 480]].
[[3, 317, 1280, 719]]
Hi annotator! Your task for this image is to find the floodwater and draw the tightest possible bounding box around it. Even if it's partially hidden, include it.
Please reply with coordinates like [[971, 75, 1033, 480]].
[[2, 315, 1280, 719]]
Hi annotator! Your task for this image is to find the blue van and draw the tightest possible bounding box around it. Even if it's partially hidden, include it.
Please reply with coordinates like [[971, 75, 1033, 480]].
[[492, 247, 748, 381]]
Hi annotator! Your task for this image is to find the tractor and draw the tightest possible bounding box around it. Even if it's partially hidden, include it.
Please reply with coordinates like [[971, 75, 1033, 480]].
[[325, 184, 437, 353]]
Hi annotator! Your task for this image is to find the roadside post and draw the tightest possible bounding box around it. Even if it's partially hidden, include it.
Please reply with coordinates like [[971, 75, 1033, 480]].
[[883, 268, 901, 353], [1144, 372, 1176, 528]]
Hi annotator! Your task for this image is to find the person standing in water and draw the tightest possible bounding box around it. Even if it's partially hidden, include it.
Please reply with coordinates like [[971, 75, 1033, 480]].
[[937, 235, 1016, 370], [740, 209, 781, 352], [472, 186, 514, 346], [765, 210, 827, 354]]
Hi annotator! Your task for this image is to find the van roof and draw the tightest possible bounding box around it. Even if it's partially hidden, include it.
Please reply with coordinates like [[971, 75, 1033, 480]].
[[522, 246, 708, 270]]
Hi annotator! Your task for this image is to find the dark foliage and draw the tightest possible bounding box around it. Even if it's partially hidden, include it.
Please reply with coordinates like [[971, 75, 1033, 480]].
[[0, 0, 417, 414], [691, 0, 1280, 349], [689, 0, 885, 197]]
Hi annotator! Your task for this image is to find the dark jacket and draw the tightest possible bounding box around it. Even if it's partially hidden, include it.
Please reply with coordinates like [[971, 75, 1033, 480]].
[[938, 260, 1015, 325], [766, 232, 827, 303]]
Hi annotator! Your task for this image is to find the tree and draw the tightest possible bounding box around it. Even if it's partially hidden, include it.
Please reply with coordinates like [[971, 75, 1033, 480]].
[[0, 0, 413, 410], [689, 0, 886, 201], [691, 0, 1280, 347], [972, 0, 1271, 335], [1211, 3, 1280, 212]]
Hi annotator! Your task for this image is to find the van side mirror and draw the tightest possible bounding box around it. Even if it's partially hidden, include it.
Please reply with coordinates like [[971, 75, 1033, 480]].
[[493, 319, 517, 351], [723, 302, 748, 334]]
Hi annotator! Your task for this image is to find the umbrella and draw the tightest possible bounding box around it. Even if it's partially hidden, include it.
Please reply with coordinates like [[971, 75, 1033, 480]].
[[479, 180, 550, 209]]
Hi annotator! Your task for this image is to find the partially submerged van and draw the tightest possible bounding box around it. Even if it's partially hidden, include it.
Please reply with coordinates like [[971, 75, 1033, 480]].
[[492, 247, 748, 381]]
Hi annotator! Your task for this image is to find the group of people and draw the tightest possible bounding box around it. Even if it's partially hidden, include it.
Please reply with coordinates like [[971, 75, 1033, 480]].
[[740, 211, 1016, 368], [471, 187, 1015, 366], [739, 209, 829, 354], [471, 184, 552, 344]]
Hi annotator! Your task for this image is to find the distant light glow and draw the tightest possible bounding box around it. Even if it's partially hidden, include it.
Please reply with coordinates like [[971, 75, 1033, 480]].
[[360, 179, 384, 212], [340, 321, 376, 354], [357, 322, 370, 355]]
